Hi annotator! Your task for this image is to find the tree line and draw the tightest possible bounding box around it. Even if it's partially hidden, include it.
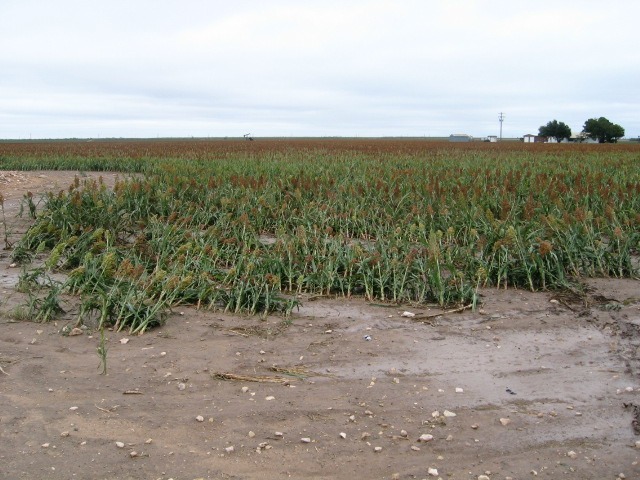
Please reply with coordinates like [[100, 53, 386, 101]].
[[538, 117, 625, 143]]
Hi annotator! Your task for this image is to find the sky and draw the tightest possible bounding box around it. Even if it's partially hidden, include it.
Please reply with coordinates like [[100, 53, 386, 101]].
[[1, 0, 639, 139]]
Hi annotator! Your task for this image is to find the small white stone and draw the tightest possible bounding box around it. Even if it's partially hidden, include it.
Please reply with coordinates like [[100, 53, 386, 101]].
[[60, 431, 69, 437], [178, 383, 186, 390], [428, 467, 438, 476], [115, 441, 125, 448], [129, 451, 138, 458], [410, 445, 420, 451], [339, 432, 347, 439], [119, 338, 129, 344], [431, 410, 440, 418], [248, 431, 255, 438], [265, 396, 275, 401], [499, 417, 511, 426], [41, 443, 50, 448], [145, 438, 153, 444], [69, 406, 78, 411], [455, 387, 464, 393], [400, 429, 408, 437], [635, 440, 640, 449], [374, 446, 382, 452], [418, 434, 434, 442], [625, 386, 634, 392], [478, 476, 490, 480], [401, 311, 416, 317], [567, 450, 577, 458], [443, 410, 456, 417], [225, 446, 234, 453], [618, 474, 626, 479], [195, 415, 204, 422], [160, 351, 166, 356], [275, 431, 284, 437], [301, 437, 311, 443], [241, 386, 249, 393]]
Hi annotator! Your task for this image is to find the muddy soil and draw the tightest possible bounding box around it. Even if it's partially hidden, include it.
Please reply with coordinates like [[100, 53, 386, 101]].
[[1, 170, 639, 480]]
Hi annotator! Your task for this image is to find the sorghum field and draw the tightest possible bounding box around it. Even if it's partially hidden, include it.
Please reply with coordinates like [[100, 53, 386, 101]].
[[1, 139, 638, 332]]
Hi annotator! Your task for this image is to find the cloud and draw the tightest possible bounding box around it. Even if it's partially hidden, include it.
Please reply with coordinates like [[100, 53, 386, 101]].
[[1, 0, 638, 138]]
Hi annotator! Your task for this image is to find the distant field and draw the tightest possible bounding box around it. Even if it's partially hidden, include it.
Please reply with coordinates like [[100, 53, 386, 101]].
[[1, 139, 638, 332]]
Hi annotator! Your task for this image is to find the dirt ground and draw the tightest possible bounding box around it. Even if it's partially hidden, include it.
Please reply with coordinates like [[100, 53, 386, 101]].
[[1, 170, 639, 480]]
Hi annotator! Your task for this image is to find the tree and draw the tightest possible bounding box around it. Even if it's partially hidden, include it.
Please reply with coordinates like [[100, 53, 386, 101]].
[[582, 117, 625, 143], [538, 120, 572, 143]]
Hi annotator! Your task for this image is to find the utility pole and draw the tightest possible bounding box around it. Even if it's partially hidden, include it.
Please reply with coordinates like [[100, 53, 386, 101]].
[[498, 112, 505, 140]]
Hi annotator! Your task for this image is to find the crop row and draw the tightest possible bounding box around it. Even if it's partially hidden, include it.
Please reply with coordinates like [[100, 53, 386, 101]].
[[2, 140, 639, 333]]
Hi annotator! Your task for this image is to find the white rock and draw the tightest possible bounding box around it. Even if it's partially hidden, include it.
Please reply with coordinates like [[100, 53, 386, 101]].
[[431, 411, 440, 418], [418, 434, 434, 442], [119, 338, 129, 344], [301, 437, 311, 443], [410, 445, 420, 451], [69, 406, 79, 411], [374, 446, 382, 452], [400, 429, 408, 437], [41, 443, 50, 448], [455, 387, 464, 393], [567, 450, 577, 458], [275, 431, 284, 437], [428, 467, 438, 476], [177, 383, 186, 391], [129, 451, 138, 458], [635, 440, 640, 449], [478, 476, 490, 480], [265, 396, 275, 401], [339, 432, 347, 439], [195, 415, 204, 422], [225, 446, 234, 453], [499, 418, 511, 426], [401, 311, 416, 317], [241, 386, 249, 393], [115, 441, 125, 448], [443, 410, 456, 417], [248, 431, 255, 438]]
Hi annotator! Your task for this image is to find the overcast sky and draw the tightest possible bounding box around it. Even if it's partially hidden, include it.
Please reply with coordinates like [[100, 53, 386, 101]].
[[1, 1, 638, 139]]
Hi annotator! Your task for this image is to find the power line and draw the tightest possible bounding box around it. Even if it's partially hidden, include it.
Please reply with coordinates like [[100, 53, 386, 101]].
[[498, 112, 505, 140]]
